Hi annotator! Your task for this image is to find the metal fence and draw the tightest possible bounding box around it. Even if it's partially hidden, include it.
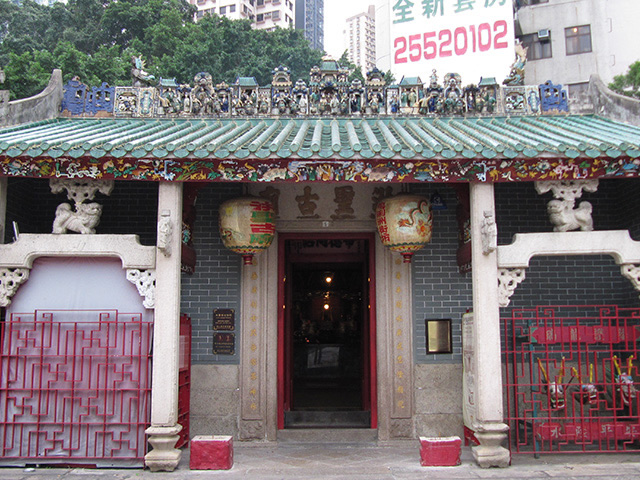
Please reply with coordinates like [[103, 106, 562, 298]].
[[0, 310, 152, 465], [503, 305, 640, 454]]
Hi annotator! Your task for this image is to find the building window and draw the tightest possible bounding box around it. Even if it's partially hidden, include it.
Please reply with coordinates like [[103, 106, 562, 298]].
[[196, 9, 204, 17], [257, 0, 264, 5], [520, 32, 552, 60], [257, 13, 264, 21], [272, 9, 280, 19], [229, 4, 235, 11], [565, 25, 592, 55], [219, 5, 226, 14]]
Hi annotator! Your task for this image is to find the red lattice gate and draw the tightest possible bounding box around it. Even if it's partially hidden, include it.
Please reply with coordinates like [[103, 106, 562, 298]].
[[503, 305, 640, 454], [0, 310, 152, 466]]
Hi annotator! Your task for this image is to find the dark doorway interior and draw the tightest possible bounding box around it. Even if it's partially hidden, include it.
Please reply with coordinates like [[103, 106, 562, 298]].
[[283, 238, 372, 428]]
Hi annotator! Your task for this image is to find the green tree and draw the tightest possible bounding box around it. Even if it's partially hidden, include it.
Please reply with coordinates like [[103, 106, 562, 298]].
[[609, 61, 640, 99], [0, 0, 324, 99]]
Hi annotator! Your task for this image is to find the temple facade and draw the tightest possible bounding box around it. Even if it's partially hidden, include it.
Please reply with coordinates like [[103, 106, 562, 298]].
[[1, 60, 640, 471]]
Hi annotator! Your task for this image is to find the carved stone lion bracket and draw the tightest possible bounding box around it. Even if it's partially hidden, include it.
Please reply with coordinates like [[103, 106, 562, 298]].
[[50, 179, 114, 234], [535, 180, 598, 232]]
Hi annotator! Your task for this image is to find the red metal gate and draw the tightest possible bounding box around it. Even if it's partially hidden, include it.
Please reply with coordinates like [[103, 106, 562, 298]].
[[176, 314, 191, 449], [503, 305, 640, 454], [0, 310, 152, 465]]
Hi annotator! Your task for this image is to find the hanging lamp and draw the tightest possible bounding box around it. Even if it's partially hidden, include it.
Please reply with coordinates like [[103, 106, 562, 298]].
[[219, 197, 275, 265], [375, 194, 433, 263]]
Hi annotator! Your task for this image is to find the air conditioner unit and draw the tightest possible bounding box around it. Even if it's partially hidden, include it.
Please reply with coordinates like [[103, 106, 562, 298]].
[[538, 28, 550, 39]]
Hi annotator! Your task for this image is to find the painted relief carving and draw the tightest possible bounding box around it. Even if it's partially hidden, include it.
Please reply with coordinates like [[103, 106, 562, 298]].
[[535, 180, 598, 232], [296, 186, 319, 218], [498, 268, 526, 307], [126, 269, 156, 309], [331, 186, 356, 220], [0, 268, 29, 307], [50, 179, 113, 234], [481, 210, 497, 255], [157, 211, 173, 257]]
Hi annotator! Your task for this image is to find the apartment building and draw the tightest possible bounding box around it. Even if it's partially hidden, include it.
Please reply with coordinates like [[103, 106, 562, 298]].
[[345, 5, 376, 75], [515, 0, 640, 99], [295, 0, 324, 51], [189, 0, 294, 30]]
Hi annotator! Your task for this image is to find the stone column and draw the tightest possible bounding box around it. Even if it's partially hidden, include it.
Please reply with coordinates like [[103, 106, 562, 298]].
[[469, 182, 510, 468], [145, 182, 184, 472], [0, 177, 7, 243]]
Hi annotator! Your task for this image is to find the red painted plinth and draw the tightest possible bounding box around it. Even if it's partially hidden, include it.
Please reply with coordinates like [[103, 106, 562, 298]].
[[419, 436, 461, 467], [190, 435, 233, 470]]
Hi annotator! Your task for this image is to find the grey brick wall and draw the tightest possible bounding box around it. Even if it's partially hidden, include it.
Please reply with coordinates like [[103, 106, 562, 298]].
[[180, 183, 244, 365], [409, 179, 640, 365], [410, 184, 471, 364]]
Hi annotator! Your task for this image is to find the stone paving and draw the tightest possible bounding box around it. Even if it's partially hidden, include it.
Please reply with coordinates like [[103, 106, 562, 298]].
[[1, 444, 640, 480]]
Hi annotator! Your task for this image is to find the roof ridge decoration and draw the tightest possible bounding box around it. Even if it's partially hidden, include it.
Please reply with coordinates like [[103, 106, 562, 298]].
[[61, 60, 570, 120]]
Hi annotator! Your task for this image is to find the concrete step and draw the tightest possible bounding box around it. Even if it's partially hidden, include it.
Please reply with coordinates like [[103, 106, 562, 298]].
[[284, 410, 371, 428], [277, 428, 378, 444]]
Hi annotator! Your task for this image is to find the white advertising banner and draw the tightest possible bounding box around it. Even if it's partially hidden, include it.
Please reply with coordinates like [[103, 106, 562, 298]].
[[389, 0, 515, 84]]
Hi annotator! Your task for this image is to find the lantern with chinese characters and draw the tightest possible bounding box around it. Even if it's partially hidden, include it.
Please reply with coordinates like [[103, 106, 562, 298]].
[[219, 197, 275, 265], [375, 194, 432, 263]]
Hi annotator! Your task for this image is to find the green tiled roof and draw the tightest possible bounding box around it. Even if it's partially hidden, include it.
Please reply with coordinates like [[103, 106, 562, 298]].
[[235, 77, 259, 87], [0, 115, 639, 162]]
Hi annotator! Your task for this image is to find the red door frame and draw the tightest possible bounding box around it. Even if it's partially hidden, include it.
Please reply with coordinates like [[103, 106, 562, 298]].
[[277, 232, 378, 429]]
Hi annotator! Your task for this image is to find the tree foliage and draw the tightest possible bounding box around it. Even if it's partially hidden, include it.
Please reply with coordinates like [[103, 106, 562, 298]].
[[609, 61, 640, 99], [0, 0, 324, 99]]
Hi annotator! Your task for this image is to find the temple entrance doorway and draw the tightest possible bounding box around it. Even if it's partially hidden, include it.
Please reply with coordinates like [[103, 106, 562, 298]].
[[278, 233, 377, 429]]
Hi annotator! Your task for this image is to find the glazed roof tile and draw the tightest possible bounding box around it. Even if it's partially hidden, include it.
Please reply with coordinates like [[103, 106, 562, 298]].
[[1, 115, 639, 162]]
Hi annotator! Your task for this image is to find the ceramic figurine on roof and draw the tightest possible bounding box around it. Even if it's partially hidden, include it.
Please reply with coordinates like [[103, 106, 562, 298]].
[[477, 78, 499, 114], [366, 68, 386, 115], [157, 78, 181, 116], [421, 70, 443, 114], [234, 77, 259, 115], [271, 65, 293, 115], [398, 76, 422, 114], [443, 73, 464, 115], [191, 72, 215, 115], [131, 56, 155, 87], [292, 79, 309, 115], [503, 40, 528, 87], [349, 79, 364, 114], [215, 82, 231, 114]]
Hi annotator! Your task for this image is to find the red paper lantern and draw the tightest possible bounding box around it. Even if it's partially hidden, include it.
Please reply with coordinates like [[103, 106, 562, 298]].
[[219, 197, 275, 265], [375, 194, 432, 263]]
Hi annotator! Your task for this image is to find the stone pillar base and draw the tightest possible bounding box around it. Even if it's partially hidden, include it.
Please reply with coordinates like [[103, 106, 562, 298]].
[[471, 422, 510, 468], [144, 424, 183, 472]]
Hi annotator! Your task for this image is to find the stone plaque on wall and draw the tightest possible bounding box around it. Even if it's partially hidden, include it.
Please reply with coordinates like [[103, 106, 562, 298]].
[[213, 332, 235, 355], [213, 308, 235, 330]]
